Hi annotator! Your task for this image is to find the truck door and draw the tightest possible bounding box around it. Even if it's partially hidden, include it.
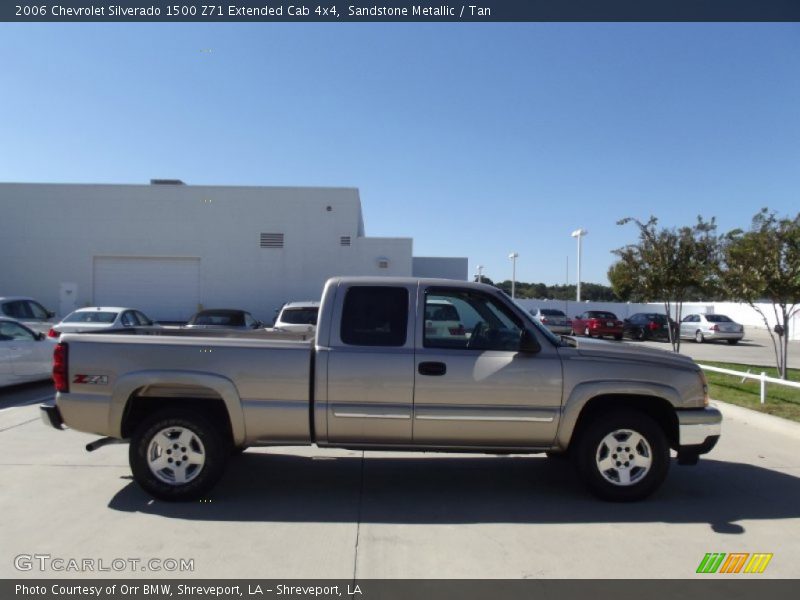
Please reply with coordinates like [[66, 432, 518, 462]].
[[413, 287, 563, 447], [324, 284, 416, 444]]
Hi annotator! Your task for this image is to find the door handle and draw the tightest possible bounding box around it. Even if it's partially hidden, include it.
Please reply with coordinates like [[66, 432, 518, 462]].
[[418, 361, 447, 376]]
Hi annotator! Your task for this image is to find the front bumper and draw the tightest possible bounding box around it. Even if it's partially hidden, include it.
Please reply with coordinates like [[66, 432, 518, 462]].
[[677, 406, 721, 452], [40, 403, 64, 430]]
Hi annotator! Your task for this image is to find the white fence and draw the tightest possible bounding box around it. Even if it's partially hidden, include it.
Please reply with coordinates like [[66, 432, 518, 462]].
[[699, 364, 800, 404]]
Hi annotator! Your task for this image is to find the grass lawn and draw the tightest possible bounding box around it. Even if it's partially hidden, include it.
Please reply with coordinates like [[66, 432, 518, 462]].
[[699, 361, 800, 422]]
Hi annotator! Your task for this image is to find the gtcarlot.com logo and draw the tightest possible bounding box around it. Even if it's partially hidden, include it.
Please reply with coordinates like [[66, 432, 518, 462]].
[[14, 554, 194, 573], [696, 553, 773, 574]]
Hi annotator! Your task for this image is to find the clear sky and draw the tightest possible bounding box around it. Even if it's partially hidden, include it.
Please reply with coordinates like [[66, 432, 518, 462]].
[[1, 23, 798, 285]]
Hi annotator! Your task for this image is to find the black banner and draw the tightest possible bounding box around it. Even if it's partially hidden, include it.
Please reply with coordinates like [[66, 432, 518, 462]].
[[3, 1, 800, 22], [5, 580, 800, 600]]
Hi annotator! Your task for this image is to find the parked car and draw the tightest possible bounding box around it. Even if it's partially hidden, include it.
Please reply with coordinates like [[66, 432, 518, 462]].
[[680, 314, 744, 344], [185, 309, 264, 329], [273, 301, 320, 333], [530, 308, 572, 335], [0, 296, 56, 335], [571, 311, 624, 339], [623, 313, 678, 342], [50, 307, 161, 338], [0, 317, 55, 387], [424, 298, 466, 340]]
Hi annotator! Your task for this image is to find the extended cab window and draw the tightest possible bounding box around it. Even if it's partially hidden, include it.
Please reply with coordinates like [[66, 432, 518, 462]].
[[340, 286, 408, 347], [424, 289, 524, 351]]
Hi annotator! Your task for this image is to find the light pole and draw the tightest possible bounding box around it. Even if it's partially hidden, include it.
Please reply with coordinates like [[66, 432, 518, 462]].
[[570, 228, 588, 302], [475, 265, 484, 283], [508, 252, 519, 299]]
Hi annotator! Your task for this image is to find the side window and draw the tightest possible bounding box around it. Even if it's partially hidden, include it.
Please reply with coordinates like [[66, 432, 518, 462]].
[[27, 301, 50, 320], [120, 312, 135, 327], [424, 289, 524, 352], [134, 311, 152, 326], [244, 313, 256, 328], [0, 321, 36, 341], [4, 301, 31, 319], [340, 286, 408, 347]]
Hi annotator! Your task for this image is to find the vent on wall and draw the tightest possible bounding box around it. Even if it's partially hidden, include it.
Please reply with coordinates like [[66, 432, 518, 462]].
[[260, 233, 284, 248], [340, 236, 351, 246], [377, 257, 390, 269]]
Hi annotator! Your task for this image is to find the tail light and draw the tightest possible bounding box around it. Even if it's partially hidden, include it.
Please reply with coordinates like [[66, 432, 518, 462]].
[[541, 317, 549, 324], [53, 343, 69, 393], [649, 322, 659, 330], [449, 326, 466, 336], [710, 324, 719, 332], [47, 328, 59, 338]]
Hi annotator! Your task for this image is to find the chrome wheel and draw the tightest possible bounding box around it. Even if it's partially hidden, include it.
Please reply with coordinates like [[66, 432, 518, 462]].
[[595, 429, 652, 487], [584, 327, 591, 337], [695, 330, 704, 343], [147, 426, 206, 485]]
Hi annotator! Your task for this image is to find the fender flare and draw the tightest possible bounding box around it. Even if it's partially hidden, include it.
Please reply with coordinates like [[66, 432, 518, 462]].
[[555, 380, 679, 450], [108, 370, 246, 445]]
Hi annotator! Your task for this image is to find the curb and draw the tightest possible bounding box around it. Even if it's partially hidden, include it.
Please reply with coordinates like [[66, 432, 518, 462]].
[[712, 400, 800, 438]]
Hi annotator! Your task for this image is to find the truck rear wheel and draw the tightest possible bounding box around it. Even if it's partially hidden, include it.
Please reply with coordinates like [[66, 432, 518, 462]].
[[129, 409, 228, 501], [574, 411, 669, 501]]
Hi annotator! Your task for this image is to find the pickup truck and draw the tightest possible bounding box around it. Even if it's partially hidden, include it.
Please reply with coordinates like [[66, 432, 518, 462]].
[[41, 277, 721, 502]]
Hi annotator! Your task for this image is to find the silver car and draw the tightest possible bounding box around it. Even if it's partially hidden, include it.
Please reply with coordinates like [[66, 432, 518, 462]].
[[530, 308, 572, 335], [680, 313, 744, 344]]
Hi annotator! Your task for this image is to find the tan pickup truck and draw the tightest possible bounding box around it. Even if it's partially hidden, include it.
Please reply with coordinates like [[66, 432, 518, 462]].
[[41, 277, 721, 502]]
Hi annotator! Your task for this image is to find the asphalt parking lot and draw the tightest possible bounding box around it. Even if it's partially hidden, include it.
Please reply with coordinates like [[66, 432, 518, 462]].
[[1, 375, 799, 580]]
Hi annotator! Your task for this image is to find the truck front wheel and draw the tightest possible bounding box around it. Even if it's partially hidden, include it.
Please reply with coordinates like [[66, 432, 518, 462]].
[[129, 409, 228, 501], [574, 411, 669, 501]]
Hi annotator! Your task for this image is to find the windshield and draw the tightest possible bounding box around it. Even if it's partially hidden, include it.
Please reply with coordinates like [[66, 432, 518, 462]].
[[64, 311, 118, 324], [539, 309, 566, 317], [192, 312, 244, 326], [281, 307, 319, 325], [588, 312, 617, 320]]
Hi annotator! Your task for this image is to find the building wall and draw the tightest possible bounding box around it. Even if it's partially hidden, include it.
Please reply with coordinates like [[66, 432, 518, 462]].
[[0, 182, 414, 322], [412, 257, 468, 280]]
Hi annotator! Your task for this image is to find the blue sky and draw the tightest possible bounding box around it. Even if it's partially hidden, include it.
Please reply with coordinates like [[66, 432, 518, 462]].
[[1, 23, 798, 285]]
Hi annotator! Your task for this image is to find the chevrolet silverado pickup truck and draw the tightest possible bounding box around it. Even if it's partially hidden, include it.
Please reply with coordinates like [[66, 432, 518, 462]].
[[41, 277, 721, 502]]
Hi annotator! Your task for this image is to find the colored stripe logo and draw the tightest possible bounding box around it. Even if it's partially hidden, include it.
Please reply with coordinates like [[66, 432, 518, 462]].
[[697, 553, 772, 574]]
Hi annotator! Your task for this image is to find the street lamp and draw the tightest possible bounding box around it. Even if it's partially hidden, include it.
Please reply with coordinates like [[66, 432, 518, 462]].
[[570, 228, 588, 302], [475, 265, 484, 283], [508, 252, 519, 299]]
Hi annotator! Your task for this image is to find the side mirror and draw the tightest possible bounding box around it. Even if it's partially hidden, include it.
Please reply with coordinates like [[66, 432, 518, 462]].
[[519, 329, 541, 354], [47, 311, 56, 319], [36, 332, 46, 341]]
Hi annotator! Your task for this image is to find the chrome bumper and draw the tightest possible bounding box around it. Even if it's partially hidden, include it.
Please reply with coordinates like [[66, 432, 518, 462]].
[[677, 407, 722, 449]]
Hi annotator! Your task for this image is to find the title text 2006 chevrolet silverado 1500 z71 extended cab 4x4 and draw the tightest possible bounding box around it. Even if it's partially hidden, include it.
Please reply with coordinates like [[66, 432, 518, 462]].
[[41, 277, 721, 502]]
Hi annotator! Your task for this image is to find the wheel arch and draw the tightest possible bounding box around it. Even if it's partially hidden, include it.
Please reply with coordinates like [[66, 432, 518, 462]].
[[557, 385, 679, 451], [110, 371, 246, 445]]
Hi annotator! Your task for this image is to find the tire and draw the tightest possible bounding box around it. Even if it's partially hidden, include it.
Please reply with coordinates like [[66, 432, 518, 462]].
[[614, 334, 623, 341], [129, 409, 229, 502], [727, 339, 739, 345], [635, 329, 646, 341], [573, 411, 669, 502], [584, 327, 591, 338], [695, 330, 704, 343]]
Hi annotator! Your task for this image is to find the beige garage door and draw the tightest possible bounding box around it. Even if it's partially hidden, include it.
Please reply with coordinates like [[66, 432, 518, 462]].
[[93, 257, 200, 322]]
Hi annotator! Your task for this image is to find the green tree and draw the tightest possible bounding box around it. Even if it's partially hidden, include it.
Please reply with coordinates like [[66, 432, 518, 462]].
[[722, 209, 800, 380], [609, 216, 720, 352]]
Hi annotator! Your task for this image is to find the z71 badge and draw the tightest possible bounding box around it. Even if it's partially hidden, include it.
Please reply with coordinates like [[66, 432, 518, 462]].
[[73, 374, 108, 385]]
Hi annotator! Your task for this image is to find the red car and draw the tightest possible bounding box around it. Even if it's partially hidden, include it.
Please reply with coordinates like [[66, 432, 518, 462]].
[[572, 311, 624, 340]]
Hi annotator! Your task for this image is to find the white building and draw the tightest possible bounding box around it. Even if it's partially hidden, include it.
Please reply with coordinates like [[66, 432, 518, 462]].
[[0, 181, 467, 322]]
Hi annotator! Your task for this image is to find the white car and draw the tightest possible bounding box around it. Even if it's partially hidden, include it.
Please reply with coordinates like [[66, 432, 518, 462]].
[[0, 318, 55, 387], [680, 313, 745, 344], [0, 296, 56, 335], [424, 298, 466, 339], [51, 307, 161, 338], [273, 302, 320, 333]]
